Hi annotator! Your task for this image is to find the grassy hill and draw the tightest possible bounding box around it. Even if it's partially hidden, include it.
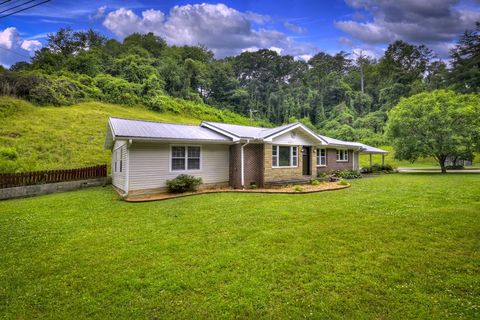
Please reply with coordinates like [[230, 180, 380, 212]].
[[0, 96, 267, 173]]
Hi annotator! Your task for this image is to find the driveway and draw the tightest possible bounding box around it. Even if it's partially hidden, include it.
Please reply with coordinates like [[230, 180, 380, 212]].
[[398, 167, 480, 173]]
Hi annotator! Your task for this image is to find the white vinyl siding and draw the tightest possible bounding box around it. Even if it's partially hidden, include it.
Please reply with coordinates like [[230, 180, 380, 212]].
[[128, 142, 229, 191], [111, 140, 127, 191], [272, 128, 319, 145]]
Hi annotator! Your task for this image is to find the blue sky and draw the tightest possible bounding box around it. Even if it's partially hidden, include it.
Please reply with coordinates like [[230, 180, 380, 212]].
[[1, 0, 480, 66]]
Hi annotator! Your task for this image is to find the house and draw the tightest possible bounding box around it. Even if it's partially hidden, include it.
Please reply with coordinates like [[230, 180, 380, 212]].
[[104, 117, 387, 197]]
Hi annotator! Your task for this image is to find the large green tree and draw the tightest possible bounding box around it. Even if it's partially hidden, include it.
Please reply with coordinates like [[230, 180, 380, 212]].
[[386, 90, 480, 172]]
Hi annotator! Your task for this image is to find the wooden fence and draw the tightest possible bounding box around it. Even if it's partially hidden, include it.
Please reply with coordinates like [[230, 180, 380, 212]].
[[0, 164, 107, 189]]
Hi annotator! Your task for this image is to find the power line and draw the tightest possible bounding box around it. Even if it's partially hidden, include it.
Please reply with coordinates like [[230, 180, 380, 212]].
[[0, 0, 37, 15], [0, 0, 50, 18], [0, 1, 14, 6], [0, 46, 31, 59], [0, 0, 24, 9]]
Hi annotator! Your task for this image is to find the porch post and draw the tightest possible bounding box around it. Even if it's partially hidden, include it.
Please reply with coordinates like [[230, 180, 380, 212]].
[[369, 153, 372, 169]]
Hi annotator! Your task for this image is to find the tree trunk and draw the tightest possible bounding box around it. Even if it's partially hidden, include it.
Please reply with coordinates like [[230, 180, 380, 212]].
[[438, 155, 447, 173]]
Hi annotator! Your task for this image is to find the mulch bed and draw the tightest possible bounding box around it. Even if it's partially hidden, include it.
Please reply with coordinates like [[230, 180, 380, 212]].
[[125, 182, 350, 202]]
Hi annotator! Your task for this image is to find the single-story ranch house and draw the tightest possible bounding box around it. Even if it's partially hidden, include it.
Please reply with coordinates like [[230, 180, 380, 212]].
[[105, 117, 387, 197]]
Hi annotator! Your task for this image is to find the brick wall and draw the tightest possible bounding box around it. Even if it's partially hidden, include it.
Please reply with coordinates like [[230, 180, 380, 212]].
[[263, 144, 316, 183], [229, 143, 264, 188], [316, 148, 356, 174]]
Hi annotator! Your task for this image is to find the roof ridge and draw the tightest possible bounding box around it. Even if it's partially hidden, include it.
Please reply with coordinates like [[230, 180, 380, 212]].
[[109, 117, 201, 127]]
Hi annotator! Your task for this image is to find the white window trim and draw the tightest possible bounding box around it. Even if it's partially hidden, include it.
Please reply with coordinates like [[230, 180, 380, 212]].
[[272, 145, 298, 168], [170, 145, 202, 172], [336, 149, 349, 162], [316, 148, 327, 167]]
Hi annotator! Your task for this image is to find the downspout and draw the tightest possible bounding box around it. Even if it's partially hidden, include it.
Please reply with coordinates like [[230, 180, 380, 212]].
[[240, 139, 251, 189], [352, 149, 355, 170], [121, 139, 132, 198]]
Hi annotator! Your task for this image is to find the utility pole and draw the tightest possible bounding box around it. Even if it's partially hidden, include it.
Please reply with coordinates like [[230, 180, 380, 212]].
[[249, 108, 257, 125], [355, 50, 365, 94]]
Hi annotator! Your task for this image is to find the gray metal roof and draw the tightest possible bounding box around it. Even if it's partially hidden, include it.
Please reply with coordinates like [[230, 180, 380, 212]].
[[108, 117, 231, 142], [201, 121, 298, 139], [105, 117, 387, 154]]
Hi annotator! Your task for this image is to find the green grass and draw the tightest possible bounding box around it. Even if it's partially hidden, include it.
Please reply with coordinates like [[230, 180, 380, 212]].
[[0, 96, 266, 172], [359, 145, 479, 168], [1, 174, 479, 319]]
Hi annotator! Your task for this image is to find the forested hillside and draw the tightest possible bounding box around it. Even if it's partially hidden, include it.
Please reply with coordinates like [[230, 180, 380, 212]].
[[0, 23, 479, 172]]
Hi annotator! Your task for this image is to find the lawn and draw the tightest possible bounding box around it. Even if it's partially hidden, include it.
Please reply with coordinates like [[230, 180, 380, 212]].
[[359, 145, 480, 168], [0, 174, 479, 319]]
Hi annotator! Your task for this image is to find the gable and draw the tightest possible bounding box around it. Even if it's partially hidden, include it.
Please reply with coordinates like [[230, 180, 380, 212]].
[[271, 128, 321, 145]]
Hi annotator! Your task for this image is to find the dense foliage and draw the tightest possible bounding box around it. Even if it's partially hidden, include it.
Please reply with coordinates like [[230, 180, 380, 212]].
[[386, 90, 480, 172], [1, 24, 479, 148], [166, 174, 203, 193]]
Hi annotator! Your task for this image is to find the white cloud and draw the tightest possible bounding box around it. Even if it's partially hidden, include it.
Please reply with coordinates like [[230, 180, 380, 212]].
[[0, 27, 41, 67], [284, 21, 307, 33], [336, 0, 480, 58], [20, 39, 42, 52], [90, 5, 107, 21], [103, 3, 317, 58]]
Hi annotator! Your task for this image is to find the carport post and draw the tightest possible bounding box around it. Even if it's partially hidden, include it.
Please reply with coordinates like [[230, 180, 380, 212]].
[[369, 154, 372, 169], [382, 154, 385, 166]]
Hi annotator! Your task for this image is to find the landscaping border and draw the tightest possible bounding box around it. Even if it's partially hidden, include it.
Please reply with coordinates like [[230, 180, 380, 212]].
[[125, 183, 351, 202]]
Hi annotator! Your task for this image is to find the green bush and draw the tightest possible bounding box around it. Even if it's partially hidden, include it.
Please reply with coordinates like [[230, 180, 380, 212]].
[[338, 179, 349, 186], [333, 169, 362, 179], [293, 185, 304, 192], [166, 174, 202, 193], [445, 164, 464, 170], [317, 172, 327, 178], [94, 74, 142, 106], [362, 164, 394, 174], [310, 179, 321, 186]]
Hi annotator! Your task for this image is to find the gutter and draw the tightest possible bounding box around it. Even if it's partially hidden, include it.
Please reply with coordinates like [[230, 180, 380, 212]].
[[240, 139, 251, 189]]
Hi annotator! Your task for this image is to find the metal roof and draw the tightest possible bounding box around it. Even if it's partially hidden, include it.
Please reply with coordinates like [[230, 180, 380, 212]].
[[201, 121, 298, 139], [108, 117, 231, 142], [105, 117, 388, 154]]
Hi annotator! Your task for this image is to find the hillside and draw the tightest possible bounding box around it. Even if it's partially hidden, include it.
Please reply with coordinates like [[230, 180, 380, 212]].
[[0, 96, 268, 173]]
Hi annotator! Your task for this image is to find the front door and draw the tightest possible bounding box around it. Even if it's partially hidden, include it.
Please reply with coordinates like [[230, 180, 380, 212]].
[[302, 146, 311, 175]]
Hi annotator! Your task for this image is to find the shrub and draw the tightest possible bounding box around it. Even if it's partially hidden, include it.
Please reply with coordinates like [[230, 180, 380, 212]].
[[338, 179, 349, 186], [166, 174, 202, 193], [94, 74, 142, 106], [310, 179, 321, 186], [293, 185, 304, 192], [332, 169, 362, 179], [445, 164, 464, 170], [317, 172, 327, 178], [361, 164, 394, 174]]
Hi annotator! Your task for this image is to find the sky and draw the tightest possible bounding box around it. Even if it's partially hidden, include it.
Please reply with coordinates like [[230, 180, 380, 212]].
[[0, 0, 479, 67]]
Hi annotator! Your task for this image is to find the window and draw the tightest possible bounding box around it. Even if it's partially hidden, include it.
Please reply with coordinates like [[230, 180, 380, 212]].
[[317, 148, 326, 166], [336, 149, 348, 162], [272, 145, 298, 167], [171, 146, 201, 171], [119, 149, 123, 173]]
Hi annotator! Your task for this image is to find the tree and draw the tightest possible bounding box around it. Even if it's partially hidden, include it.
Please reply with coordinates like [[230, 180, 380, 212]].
[[449, 22, 480, 93], [386, 90, 480, 172]]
